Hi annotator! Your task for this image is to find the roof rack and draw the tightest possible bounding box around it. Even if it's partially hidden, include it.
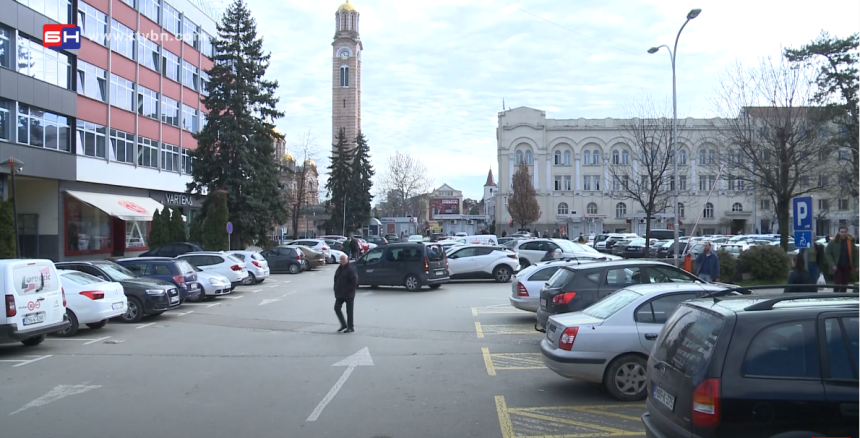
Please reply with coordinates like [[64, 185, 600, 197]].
[[742, 292, 859, 311], [710, 284, 859, 302]]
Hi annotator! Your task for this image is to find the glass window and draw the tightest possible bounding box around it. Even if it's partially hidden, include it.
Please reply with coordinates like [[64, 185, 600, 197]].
[[824, 317, 858, 380], [340, 66, 348, 87], [181, 148, 193, 174], [546, 267, 575, 289], [75, 120, 106, 158], [76, 60, 107, 102], [583, 290, 641, 320], [528, 266, 561, 282], [61, 270, 104, 285], [362, 247, 383, 263], [199, 71, 210, 96], [606, 266, 643, 287], [16, 35, 70, 89], [744, 321, 820, 379], [0, 26, 10, 69], [66, 195, 112, 254], [587, 202, 598, 215], [109, 73, 135, 112], [648, 266, 698, 283], [181, 104, 198, 132], [161, 143, 179, 172], [16, 0, 72, 23], [109, 20, 135, 60], [137, 136, 158, 168], [137, 86, 159, 119], [77, 1, 107, 45], [161, 95, 179, 126], [636, 293, 697, 324], [126, 220, 149, 249], [162, 2, 181, 34], [182, 60, 198, 90], [138, 35, 160, 71], [16, 104, 71, 151], [109, 129, 135, 164], [182, 17, 198, 48], [0, 98, 11, 141], [119, 0, 134, 8], [652, 306, 723, 375], [140, 0, 159, 24], [162, 49, 180, 81], [199, 31, 214, 58]]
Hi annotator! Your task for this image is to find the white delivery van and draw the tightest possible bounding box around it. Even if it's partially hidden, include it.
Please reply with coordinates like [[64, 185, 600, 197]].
[[1, 259, 70, 347], [463, 235, 498, 246]]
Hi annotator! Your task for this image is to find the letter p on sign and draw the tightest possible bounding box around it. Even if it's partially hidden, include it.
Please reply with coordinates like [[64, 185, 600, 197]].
[[43, 24, 81, 50]]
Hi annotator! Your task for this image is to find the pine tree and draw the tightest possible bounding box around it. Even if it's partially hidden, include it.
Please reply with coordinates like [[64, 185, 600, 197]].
[[160, 208, 172, 242], [508, 162, 541, 229], [189, 216, 204, 244], [346, 130, 374, 232], [188, 0, 286, 248], [148, 208, 166, 248], [0, 199, 17, 258], [203, 192, 229, 250], [169, 208, 187, 242], [324, 129, 353, 234]]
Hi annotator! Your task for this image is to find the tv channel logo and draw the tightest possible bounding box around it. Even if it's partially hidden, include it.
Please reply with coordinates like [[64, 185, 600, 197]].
[[43, 24, 81, 50]]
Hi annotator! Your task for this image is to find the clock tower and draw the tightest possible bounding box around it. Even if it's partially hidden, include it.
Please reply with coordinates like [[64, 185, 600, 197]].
[[332, 0, 362, 155]]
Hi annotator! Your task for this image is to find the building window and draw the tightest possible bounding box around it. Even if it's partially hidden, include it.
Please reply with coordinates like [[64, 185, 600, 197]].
[[611, 150, 619, 165], [182, 148, 193, 174], [16, 35, 71, 89], [199, 32, 214, 58], [140, 0, 160, 24], [703, 202, 714, 218], [161, 96, 179, 126], [727, 176, 736, 191], [16, 0, 72, 23], [557, 202, 568, 215], [138, 35, 160, 72], [199, 111, 208, 131], [612, 176, 620, 191], [138, 86, 159, 119], [732, 202, 743, 212], [615, 202, 627, 219], [163, 2, 181, 34], [110, 20, 135, 60], [16, 104, 71, 151], [819, 199, 830, 211], [199, 71, 210, 96], [563, 150, 571, 165], [583, 150, 591, 165], [137, 137, 158, 168], [562, 175, 571, 190], [679, 175, 687, 191], [182, 60, 199, 90], [109, 129, 135, 164], [161, 143, 180, 172], [110, 73, 135, 112], [699, 149, 706, 165], [819, 174, 829, 187], [838, 199, 849, 210], [0, 26, 10, 69], [677, 149, 686, 165], [525, 150, 533, 165], [515, 150, 523, 164], [554, 176, 562, 191], [0, 98, 11, 141], [554, 150, 562, 165], [76, 61, 107, 102], [75, 121, 106, 158], [678, 202, 685, 218], [591, 150, 599, 165], [65, 195, 112, 255], [340, 66, 349, 87], [181, 104, 198, 132], [126, 220, 149, 250], [761, 199, 771, 210], [737, 179, 745, 191], [583, 175, 591, 191], [119, 0, 134, 8], [586, 202, 598, 215], [591, 175, 600, 191], [709, 150, 716, 165], [77, 2, 108, 45], [162, 49, 180, 82], [183, 17, 198, 48], [699, 175, 716, 191], [622, 175, 629, 189], [622, 150, 629, 165]]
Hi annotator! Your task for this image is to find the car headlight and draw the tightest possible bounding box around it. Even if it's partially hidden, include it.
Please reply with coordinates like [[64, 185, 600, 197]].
[[209, 278, 225, 285], [146, 289, 166, 295]]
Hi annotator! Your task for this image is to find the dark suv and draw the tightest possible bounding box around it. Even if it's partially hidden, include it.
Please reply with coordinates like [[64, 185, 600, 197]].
[[116, 257, 201, 303], [642, 291, 859, 438], [353, 242, 449, 291], [536, 260, 703, 331]]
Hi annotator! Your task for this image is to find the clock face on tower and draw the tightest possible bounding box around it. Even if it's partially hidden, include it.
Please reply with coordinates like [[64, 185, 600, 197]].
[[340, 51, 349, 60]]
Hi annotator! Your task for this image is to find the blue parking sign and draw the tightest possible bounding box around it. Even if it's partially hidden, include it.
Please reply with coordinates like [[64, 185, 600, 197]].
[[792, 196, 813, 231], [794, 231, 812, 249], [226, 222, 233, 235]]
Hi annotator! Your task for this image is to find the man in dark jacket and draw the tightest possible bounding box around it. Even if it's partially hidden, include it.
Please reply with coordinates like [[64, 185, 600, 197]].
[[349, 236, 361, 260], [333, 254, 358, 333], [694, 241, 720, 283], [825, 226, 858, 292]]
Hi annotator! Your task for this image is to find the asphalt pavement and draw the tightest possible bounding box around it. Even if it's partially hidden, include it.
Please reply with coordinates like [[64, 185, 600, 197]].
[[1, 264, 647, 438]]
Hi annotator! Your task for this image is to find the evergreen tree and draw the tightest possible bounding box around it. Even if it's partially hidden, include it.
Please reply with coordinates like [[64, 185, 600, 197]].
[[188, 0, 286, 248], [169, 208, 187, 242], [346, 130, 374, 232], [148, 208, 166, 248], [203, 192, 229, 250], [189, 216, 204, 244], [508, 162, 541, 229], [324, 129, 353, 234], [160, 208, 172, 241], [0, 199, 17, 258]]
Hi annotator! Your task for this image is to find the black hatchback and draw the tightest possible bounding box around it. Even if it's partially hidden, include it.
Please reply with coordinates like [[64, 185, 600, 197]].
[[536, 260, 703, 331], [353, 242, 449, 291], [642, 291, 859, 438]]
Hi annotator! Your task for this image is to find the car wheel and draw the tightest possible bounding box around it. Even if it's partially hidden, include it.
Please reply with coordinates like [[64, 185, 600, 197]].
[[493, 265, 513, 283], [120, 297, 144, 323], [289, 264, 301, 274], [519, 258, 531, 268], [55, 310, 79, 337], [604, 354, 648, 401], [247, 272, 257, 284], [86, 320, 108, 330], [429, 284, 441, 290], [21, 334, 46, 347], [329, 256, 336, 264], [404, 274, 421, 291]]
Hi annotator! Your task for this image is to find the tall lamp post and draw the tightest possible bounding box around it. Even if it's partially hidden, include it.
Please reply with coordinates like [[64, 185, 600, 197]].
[[1, 157, 24, 258], [648, 8, 701, 266]]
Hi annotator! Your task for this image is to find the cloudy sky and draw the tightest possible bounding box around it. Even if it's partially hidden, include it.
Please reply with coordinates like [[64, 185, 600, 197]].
[[244, 0, 859, 201]]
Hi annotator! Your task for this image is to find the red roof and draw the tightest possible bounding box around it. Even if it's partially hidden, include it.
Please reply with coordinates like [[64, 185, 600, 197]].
[[484, 168, 495, 186]]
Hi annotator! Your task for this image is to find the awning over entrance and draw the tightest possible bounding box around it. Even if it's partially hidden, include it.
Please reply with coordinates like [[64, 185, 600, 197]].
[[65, 190, 164, 221]]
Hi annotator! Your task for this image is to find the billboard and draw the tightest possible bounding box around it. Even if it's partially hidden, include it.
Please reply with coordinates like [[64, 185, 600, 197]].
[[429, 198, 459, 219]]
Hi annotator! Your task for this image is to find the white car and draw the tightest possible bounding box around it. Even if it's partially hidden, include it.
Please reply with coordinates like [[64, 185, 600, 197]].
[[56, 269, 128, 337], [327, 249, 346, 264], [1, 259, 69, 347], [510, 260, 588, 312], [515, 238, 621, 267], [189, 267, 232, 299], [229, 250, 270, 283], [446, 245, 519, 283], [407, 235, 425, 242], [176, 252, 249, 289], [291, 239, 331, 261]]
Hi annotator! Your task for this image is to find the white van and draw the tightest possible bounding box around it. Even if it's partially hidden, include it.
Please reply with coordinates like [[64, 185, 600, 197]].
[[463, 235, 498, 246], [1, 259, 70, 347]]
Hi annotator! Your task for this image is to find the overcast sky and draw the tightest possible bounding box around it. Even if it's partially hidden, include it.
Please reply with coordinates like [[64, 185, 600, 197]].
[[245, 0, 859, 201]]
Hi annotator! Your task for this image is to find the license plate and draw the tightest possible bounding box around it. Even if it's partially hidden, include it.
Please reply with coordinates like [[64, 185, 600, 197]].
[[540, 299, 547, 308], [435, 270, 444, 276], [653, 385, 675, 411], [22, 312, 45, 326], [190, 283, 198, 290], [170, 296, 180, 304], [112, 302, 124, 310]]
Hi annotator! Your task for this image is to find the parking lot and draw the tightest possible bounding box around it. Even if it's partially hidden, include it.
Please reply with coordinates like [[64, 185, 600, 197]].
[[1, 265, 645, 438]]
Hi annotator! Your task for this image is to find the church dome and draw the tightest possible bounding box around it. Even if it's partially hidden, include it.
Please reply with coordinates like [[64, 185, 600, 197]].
[[283, 152, 294, 162], [304, 159, 316, 168], [337, 1, 355, 12]]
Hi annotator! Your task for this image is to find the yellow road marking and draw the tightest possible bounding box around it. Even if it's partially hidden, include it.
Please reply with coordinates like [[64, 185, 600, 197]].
[[493, 353, 544, 365], [516, 404, 646, 411], [570, 407, 643, 422], [508, 410, 636, 435], [482, 347, 497, 376], [475, 321, 484, 338], [472, 307, 478, 316], [495, 396, 515, 438], [480, 324, 536, 335], [472, 306, 527, 315]]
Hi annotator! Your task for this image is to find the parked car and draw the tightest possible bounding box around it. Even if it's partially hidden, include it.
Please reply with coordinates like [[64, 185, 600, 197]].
[[55, 260, 181, 323], [384, 234, 400, 243], [461, 235, 499, 246], [541, 283, 736, 401], [622, 239, 650, 258], [55, 269, 128, 336], [536, 260, 705, 332], [510, 260, 594, 312], [228, 250, 270, 284], [116, 257, 202, 303], [407, 235, 425, 242], [260, 246, 304, 274], [141, 242, 206, 257], [290, 239, 332, 261], [446, 245, 518, 283], [291, 245, 325, 270], [327, 249, 347, 264], [365, 236, 388, 246], [514, 238, 619, 267], [655, 241, 691, 259], [175, 252, 249, 290], [354, 238, 371, 253], [188, 266, 232, 299], [642, 292, 859, 438], [1, 259, 70, 347], [603, 233, 639, 253], [612, 239, 633, 256], [324, 239, 345, 254], [353, 242, 449, 291], [648, 240, 672, 257]]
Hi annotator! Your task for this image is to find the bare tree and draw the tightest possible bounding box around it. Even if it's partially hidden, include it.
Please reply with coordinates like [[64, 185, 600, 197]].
[[508, 161, 540, 229], [282, 128, 320, 237], [606, 98, 685, 252], [713, 56, 834, 249], [378, 151, 433, 217]]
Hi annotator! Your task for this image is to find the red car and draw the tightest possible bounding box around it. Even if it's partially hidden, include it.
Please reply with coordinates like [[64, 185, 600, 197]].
[[354, 238, 370, 254]]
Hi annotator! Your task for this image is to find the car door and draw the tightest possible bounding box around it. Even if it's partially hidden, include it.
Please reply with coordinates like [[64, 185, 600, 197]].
[[355, 247, 384, 284], [819, 313, 860, 438], [471, 247, 499, 274], [517, 241, 544, 264], [447, 247, 477, 276], [634, 291, 699, 352], [11, 261, 64, 333]]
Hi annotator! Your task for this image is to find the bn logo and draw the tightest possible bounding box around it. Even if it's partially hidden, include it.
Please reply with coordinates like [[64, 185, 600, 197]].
[[43, 24, 81, 50]]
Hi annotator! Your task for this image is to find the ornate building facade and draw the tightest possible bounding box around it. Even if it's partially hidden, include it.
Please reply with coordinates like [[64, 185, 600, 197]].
[[332, 1, 362, 153]]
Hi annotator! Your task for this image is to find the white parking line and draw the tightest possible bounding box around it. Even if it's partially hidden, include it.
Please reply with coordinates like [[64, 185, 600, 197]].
[[250, 289, 263, 293], [176, 311, 195, 316], [46, 336, 110, 345], [206, 302, 221, 308], [279, 291, 296, 298], [5, 355, 53, 367], [83, 336, 112, 345], [229, 295, 244, 300], [268, 285, 279, 288], [136, 323, 155, 329]]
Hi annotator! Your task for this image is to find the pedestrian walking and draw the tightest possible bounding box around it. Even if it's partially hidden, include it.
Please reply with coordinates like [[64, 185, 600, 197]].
[[825, 226, 858, 293], [694, 241, 720, 283], [333, 254, 357, 333], [349, 235, 361, 260], [785, 253, 816, 293], [343, 236, 352, 259], [501, 230, 507, 237]]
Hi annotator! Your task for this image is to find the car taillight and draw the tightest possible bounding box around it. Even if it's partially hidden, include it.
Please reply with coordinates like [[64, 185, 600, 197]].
[[80, 291, 105, 300], [173, 275, 186, 285], [322, 247, 328, 251], [231, 265, 242, 271], [558, 327, 579, 350], [424, 258, 429, 272], [296, 253, 302, 259], [516, 282, 529, 297], [692, 378, 720, 427], [552, 292, 577, 305], [62, 287, 66, 307], [507, 253, 517, 259], [5, 295, 15, 317], [252, 260, 261, 268]]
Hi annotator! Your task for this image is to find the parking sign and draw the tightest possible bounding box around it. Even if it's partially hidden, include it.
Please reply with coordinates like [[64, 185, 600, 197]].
[[792, 196, 813, 231]]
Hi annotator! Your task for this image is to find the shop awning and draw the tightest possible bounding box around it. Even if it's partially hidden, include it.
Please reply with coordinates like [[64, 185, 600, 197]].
[[65, 191, 165, 221]]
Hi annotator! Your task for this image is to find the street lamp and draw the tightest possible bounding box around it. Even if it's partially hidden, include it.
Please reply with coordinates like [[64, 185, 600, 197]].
[[648, 8, 701, 266], [1, 157, 24, 258]]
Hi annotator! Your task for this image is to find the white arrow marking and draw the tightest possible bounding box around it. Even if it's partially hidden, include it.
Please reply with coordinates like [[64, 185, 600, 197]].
[[305, 347, 373, 422], [259, 298, 281, 306], [10, 384, 102, 415]]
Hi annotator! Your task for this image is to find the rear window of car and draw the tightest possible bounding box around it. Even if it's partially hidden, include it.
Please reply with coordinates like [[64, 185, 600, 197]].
[[251, 252, 265, 261], [529, 266, 561, 282], [426, 244, 446, 261], [176, 260, 196, 274], [61, 271, 103, 285], [547, 267, 576, 289], [226, 255, 243, 264], [652, 305, 724, 376], [583, 289, 642, 319], [743, 320, 820, 379]]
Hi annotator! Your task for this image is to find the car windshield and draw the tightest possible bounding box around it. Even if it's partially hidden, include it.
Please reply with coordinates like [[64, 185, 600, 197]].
[[98, 262, 137, 281], [583, 290, 642, 319], [724, 245, 741, 253], [627, 239, 647, 246], [555, 239, 599, 253], [61, 271, 104, 285]]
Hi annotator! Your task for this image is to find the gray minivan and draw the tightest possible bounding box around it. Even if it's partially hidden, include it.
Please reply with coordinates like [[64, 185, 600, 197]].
[[352, 243, 449, 291]]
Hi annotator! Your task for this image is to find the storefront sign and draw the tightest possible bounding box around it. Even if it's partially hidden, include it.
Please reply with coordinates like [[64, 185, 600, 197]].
[[164, 193, 194, 207]]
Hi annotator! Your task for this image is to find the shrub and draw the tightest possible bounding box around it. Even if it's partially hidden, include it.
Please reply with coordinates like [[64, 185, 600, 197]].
[[738, 245, 789, 282], [148, 208, 166, 248], [169, 207, 186, 242], [0, 198, 16, 259], [716, 249, 736, 281]]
